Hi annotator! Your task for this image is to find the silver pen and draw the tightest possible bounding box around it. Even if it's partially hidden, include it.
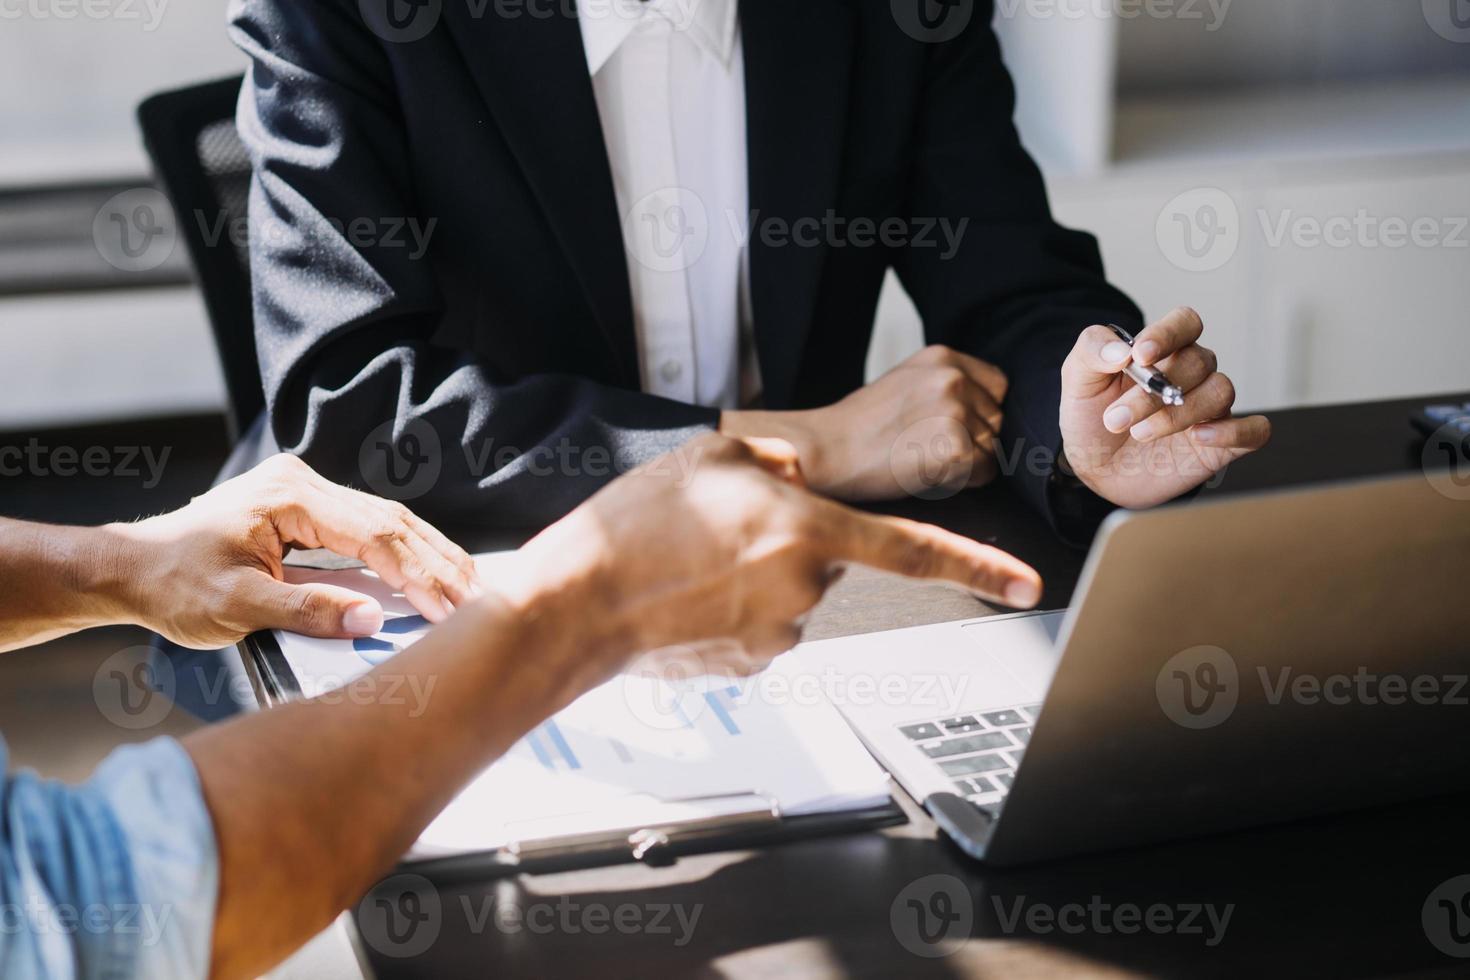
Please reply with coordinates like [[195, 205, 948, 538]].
[[1106, 324, 1184, 407]]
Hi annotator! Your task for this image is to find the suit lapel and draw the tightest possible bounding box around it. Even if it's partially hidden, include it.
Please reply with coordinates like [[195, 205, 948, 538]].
[[440, 3, 638, 384], [742, 0, 856, 408]]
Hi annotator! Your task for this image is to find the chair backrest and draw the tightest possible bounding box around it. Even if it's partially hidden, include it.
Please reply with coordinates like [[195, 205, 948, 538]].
[[137, 76, 261, 442]]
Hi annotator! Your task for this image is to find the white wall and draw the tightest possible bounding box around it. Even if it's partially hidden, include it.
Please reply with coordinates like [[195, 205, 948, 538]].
[[3, 0, 1468, 424], [0, 289, 225, 427], [870, 2, 1470, 412], [0, 0, 240, 426], [1117, 0, 1470, 94], [0, 0, 243, 185]]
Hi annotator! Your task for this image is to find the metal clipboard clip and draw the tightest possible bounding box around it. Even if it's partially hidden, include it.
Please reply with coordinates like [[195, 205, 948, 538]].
[[500, 791, 783, 866]]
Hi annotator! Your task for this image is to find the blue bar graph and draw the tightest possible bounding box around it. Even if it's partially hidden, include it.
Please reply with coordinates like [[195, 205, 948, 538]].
[[379, 615, 429, 635], [703, 688, 741, 735], [353, 614, 431, 664], [352, 636, 398, 665], [541, 719, 581, 770], [524, 729, 554, 771]]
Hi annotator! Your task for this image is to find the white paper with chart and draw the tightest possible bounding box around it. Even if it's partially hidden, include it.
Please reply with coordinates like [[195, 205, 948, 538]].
[[270, 556, 891, 858]]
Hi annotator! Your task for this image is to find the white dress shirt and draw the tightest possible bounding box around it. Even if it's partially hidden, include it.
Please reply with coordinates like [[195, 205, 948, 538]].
[[577, 0, 759, 409]]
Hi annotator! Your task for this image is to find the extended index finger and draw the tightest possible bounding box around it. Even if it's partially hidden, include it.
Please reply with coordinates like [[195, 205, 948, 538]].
[[824, 505, 1043, 609]]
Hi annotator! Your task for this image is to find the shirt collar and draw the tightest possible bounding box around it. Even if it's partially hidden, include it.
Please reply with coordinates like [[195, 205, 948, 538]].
[[577, 0, 739, 76]]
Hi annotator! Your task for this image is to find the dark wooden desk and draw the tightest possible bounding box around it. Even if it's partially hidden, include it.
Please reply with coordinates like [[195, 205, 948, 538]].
[[278, 393, 1470, 979]]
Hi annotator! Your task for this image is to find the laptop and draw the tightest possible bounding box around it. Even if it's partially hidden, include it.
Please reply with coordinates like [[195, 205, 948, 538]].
[[791, 472, 1470, 865]]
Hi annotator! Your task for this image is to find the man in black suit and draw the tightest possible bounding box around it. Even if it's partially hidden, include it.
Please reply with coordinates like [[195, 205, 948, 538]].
[[226, 0, 1269, 536]]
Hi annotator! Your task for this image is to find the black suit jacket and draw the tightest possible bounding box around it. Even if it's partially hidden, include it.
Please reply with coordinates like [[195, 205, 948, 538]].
[[228, 0, 1142, 530]]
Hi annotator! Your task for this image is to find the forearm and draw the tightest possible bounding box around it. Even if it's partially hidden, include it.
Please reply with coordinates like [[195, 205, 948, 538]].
[[270, 326, 717, 530], [185, 572, 620, 980], [0, 519, 137, 652], [885, 0, 1141, 519]]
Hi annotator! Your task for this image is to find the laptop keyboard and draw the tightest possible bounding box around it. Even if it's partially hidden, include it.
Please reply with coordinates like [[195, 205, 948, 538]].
[[898, 703, 1042, 806]]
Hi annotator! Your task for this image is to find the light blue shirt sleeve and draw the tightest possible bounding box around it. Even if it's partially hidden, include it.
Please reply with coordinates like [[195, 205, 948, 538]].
[[0, 736, 218, 980]]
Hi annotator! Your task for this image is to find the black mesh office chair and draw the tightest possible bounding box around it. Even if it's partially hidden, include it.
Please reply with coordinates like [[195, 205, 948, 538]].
[[138, 75, 261, 443], [138, 77, 263, 723]]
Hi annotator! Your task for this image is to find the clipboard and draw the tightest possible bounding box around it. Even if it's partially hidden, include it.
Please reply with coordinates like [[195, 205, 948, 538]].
[[239, 629, 907, 879]]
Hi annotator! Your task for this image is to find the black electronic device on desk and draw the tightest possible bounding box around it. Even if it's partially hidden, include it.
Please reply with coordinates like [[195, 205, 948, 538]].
[[1411, 401, 1470, 441]]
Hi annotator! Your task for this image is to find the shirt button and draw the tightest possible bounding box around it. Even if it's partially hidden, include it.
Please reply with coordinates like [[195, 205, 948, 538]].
[[660, 360, 684, 384]]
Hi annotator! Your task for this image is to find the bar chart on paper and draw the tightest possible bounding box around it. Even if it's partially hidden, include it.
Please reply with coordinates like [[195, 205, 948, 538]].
[[271, 556, 892, 859], [513, 684, 745, 774], [417, 672, 891, 857], [355, 616, 747, 748], [352, 614, 431, 665]]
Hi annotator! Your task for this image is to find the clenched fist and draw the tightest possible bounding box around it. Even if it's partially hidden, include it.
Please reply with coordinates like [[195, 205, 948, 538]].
[[723, 345, 1010, 501]]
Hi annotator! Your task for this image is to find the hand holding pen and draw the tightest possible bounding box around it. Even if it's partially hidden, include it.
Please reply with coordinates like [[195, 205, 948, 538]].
[[1057, 307, 1273, 509], [1106, 323, 1185, 408]]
